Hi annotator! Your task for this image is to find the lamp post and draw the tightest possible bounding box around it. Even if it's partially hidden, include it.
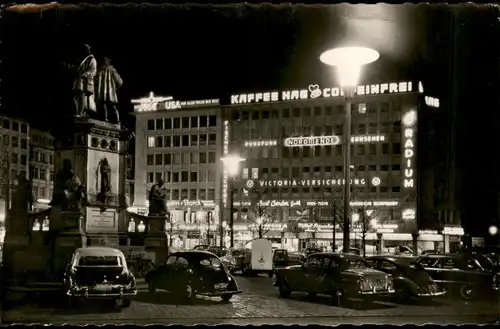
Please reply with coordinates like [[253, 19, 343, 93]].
[[320, 46, 379, 253], [220, 154, 246, 248]]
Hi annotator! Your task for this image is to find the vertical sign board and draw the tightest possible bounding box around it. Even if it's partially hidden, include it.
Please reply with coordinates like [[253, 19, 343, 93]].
[[401, 109, 417, 232], [86, 207, 118, 233]]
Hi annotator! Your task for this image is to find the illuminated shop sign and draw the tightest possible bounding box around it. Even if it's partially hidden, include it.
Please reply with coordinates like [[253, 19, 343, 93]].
[[166, 200, 216, 208], [132, 91, 219, 112], [419, 229, 439, 235], [402, 208, 416, 220], [222, 121, 229, 208], [424, 96, 440, 108], [232, 199, 399, 208], [402, 110, 417, 189], [230, 81, 418, 105], [443, 227, 464, 236], [284, 135, 385, 147], [244, 140, 278, 147], [285, 136, 340, 147], [255, 178, 371, 187]]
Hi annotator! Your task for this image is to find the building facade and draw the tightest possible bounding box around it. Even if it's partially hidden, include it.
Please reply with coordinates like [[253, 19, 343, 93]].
[[131, 94, 222, 249], [29, 128, 55, 211], [223, 81, 462, 253]]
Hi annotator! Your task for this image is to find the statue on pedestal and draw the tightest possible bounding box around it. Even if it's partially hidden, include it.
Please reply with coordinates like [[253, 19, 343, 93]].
[[96, 57, 123, 124], [51, 159, 87, 211], [97, 158, 111, 204], [148, 179, 167, 216], [5, 174, 35, 234], [70, 44, 97, 118]]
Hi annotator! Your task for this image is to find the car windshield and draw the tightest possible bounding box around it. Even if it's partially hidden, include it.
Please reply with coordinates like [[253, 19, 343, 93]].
[[346, 259, 368, 268], [232, 250, 245, 257], [78, 256, 121, 266], [199, 257, 224, 271]]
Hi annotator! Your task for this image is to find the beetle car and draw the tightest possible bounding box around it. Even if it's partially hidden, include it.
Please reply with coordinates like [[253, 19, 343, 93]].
[[145, 250, 242, 302], [62, 247, 137, 308], [365, 255, 446, 303], [273, 252, 394, 306]]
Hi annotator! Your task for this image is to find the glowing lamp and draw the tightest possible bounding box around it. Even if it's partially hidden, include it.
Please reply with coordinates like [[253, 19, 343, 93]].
[[256, 217, 263, 225], [370, 219, 378, 227], [351, 213, 360, 224], [489, 225, 498, 236], [221, 155, 246, 177], [320, 47, 379, 88], [222, 221, 227, 228]]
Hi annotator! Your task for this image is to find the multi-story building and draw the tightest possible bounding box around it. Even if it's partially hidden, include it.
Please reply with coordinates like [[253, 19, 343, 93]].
[[223, 80, 463, 253], [29, 128, 55, 211], [130, 93, 222, 249], [0, 116, 30, 217]]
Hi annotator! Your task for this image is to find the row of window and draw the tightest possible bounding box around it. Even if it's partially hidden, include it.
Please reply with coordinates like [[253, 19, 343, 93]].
[[31, 150, 54, 164], [147, 134, 217, 148], [147, 188, 216, 201], [148, 115, 217, 131], [242, 165, 403, 179], [234, 186, 402, 195], [146, 152, 217, 166], [9, 153, 28, 166], [232, 102, 401, 121], [1, 136, 29, 149], [33, 186, 52, 199], [31, 168, 55, 181], [31, 134, 54, 148], [244, 143, 403, 159], [0, 118, 28, 133], [147, 170, 217, 183]]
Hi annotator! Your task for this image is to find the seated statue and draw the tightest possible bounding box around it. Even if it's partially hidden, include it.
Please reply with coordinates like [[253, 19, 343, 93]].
[[51, 159, 87, 211]]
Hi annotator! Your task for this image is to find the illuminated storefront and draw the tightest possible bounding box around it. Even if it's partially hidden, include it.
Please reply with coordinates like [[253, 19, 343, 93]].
[[224, 80, 461, 253]]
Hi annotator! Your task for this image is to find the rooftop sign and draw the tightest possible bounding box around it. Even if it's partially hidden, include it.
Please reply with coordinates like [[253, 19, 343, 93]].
[[132, 92, 219, 112], [230, 81, 420, 105]]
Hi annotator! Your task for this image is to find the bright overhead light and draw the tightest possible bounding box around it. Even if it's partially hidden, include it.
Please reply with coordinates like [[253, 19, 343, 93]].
[[320, 47, 379, 87]]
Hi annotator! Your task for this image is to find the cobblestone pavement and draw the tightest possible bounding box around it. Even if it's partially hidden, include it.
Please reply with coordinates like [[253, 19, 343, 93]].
[[3, 276, 499, 324]]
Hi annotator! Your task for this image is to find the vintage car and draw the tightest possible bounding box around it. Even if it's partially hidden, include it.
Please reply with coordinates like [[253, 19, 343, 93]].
[[417, 254, 500, 301], [220, 248, 247, 274], [365, 255, 446, 303], [145, 250, 242, 302], [273, 252, 394, 306], [273, 249, 303, 269], [193, 245, 210, 251], [62, 247, 137, 308], [207, 245, 227, 258]]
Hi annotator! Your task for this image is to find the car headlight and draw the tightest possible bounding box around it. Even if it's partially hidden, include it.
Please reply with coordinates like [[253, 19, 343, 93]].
[[386, 278, 394, 291], [359, 278, 373, 291]]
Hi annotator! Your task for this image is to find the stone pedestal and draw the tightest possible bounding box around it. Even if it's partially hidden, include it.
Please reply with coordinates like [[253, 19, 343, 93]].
[[145, 216, 168, 265]]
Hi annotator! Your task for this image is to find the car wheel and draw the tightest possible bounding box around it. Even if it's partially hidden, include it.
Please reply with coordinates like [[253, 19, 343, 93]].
[[221, 294, 233, 302], [395, 288, 412, 304], [148, 281, 156, 293], [459, 284, 477, 301], [279, 282, 291, 298], [184, 284, 197, 304]]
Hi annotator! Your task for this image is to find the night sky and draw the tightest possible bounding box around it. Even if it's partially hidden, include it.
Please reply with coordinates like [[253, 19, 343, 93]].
[[2, 4, 500, 236]]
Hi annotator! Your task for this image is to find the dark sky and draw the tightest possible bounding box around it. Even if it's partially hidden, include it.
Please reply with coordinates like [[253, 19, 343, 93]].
[[2, 3, 500, 235]]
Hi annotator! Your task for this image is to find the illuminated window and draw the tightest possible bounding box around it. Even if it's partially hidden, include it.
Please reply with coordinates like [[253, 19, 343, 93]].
[[147, 137, 155, 148], [32, 219, 41, 231], [242, 168, 249, 179], [358, 103, 367, 114], [251, 168, 259, 179]]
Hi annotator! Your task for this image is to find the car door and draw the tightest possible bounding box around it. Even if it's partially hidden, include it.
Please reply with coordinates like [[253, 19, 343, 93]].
[[156, 255, 177, 290], [300, 255, 327, 293], [172, 256, 190, 290], [305, 256, 332, 293], [437, 257, 463, 291]]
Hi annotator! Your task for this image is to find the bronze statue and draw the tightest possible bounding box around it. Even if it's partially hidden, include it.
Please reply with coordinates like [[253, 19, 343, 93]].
[[98, 158, 111, 194], [96, 57, 123, 124], [51, 159, 86, 211], [70, 44, 97, 118], [148, 179, 167, 216]]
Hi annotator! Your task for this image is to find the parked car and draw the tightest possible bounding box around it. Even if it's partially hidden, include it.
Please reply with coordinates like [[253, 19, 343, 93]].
[[145, 250, 242, 303], [193, 245, 210, 251], [207, 246, 227, 258], [365, 255, 446, 303], [417, 254, 500, 301], [220, 248, 247, 274], [273, 252, 394, 306], [62, 247, 137, 308], [273, 249, 303, 269], [298, 248, 324, 262]]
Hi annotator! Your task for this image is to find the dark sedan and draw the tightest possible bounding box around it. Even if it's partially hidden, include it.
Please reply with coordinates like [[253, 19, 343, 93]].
[[145, 251, 242, 303], [365, 255, 446, 303], [273, 253, 394, 306], [417, 254, 500, 301]]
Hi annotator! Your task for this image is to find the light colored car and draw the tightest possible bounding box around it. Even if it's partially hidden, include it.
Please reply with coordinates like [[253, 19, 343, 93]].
[[62, 247, 137, 308]]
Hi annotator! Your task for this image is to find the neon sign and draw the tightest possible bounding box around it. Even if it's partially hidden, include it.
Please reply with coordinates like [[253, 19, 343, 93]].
[[424, 96, 440, 108], [222, 121, 229, 208], [402, 110, 416, 189], [284, 136, 340, 147], [132, 92, 219, 112], [255, 178, 373, 187], [244, 140, 278, 147], [230, 81, 418, 105]]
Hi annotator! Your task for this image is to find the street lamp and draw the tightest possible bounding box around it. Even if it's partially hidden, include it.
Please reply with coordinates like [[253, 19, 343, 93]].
[[320, 46, 379, 253], [220, 154, 246, 248], [489, 225, 498, 236]]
